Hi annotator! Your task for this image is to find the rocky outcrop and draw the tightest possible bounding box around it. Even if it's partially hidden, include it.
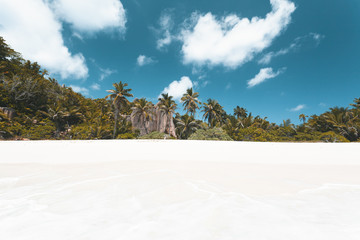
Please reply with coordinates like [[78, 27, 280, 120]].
[[129, 103, 176, 137], [0, 107, 16, 120]]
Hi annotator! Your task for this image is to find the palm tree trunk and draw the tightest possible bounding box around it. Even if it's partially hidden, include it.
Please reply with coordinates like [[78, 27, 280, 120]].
[[113, 108, 119, 139]]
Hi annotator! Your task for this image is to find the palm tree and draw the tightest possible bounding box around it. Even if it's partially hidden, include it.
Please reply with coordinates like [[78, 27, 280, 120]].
[[202, 99, 224, 127], [321, 107, 359, 141], [222, 115, 240, 138], [350, 98, 360, 109], [299, 114, 308, 125], [131, 98, 154, 135], [234, 106, 248, 119], [158, 93, 177, 135], [175, 114, 200, 139], [181, 88, 201, 117], [40, 102, 69, 136], [106, 81, 133, 139]]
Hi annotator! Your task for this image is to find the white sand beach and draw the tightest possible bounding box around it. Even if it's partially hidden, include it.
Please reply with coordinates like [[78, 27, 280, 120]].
[[1, 140, 360, 239]]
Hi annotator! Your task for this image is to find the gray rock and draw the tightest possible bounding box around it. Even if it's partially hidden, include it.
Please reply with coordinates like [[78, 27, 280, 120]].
[[129, 103, 176, 137], [0, 107, 16, 120]]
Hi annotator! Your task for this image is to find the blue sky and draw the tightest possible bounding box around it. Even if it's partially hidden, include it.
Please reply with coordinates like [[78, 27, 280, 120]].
[[1, 0, 360, 124]]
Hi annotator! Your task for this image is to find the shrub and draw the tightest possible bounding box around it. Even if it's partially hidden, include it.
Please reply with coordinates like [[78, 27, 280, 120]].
[[139, 131, 175, 139], [23, 123, 56, 140], [319, 131, 349, 143], [188, 128, 233, 141], [234, 127, 279, 142], [70, 125, 91, 140], [117, 132, 136, 139]]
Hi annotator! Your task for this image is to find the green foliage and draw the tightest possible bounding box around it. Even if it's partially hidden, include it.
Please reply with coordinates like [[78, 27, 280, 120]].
[[188, 128, 233, 141], [117, 132, 136, 139], [139, 131, 175, 139], [319, 131, 350, 143], [22, 121, 56, 140], [175, 114, 200, 139], [1, 36, 360, 142]]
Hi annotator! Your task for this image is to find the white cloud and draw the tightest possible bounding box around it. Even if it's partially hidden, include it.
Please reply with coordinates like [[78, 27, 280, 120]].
[[50, 0, 126, 33], [319, 102, 327, 108], [193, 80, 209, 89], [70, 85, 89, 96], [310, 32, 325, 45], [137, 55, 155, 66], [247, 68, 283, 88], [259, 32, 325, 64], [290, 104, 306, 112], [91, 83, 100, 90], [99, 67, 116, 81], [258, 44, 296, 64], [180, 0, 296, 68], [160, 76, 193, 101], [0, 0, 88, 79], [225, 83, 232, 90], [156, 10, 174, 50]]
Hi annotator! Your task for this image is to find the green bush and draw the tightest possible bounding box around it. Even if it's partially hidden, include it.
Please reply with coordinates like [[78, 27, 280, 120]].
[[139, 131, 175, 139], [188, 128, 233, 141], [233, 127, 279, 142], [70, 125, 91, 140], [319, 131, 349, 143], [117, 132, 136, 139], [23, 122, 56, 140]]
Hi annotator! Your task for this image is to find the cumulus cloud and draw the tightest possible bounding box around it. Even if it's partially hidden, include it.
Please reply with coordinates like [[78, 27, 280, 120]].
[[50, 0, 127, 33], [160, 76, 193, 101], [247, 68, 283, 88], [155, 10, 175, 50], [290, 104, 306, 112], [91, 83, 100, 90], [137, 55, 155, 66], [70, 85, 90, 96], [180, 0, 296, 68], [259, 32, 325, 64], [0, 0, 88, 79]]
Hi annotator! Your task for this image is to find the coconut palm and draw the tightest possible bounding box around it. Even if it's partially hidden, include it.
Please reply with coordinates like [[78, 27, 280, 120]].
[[181, 88, 201, 117], [175, 114, 200, 139], [202, 99, 224, 127], [158, 93, 177, 135], [131, 98, 154, 134], [40, 102, 69, 136], [321, 107, 359, 141], [350, 98, 360, 109], [106, 81, 133, 139], [299, 114, 308, 125], [222, 115, 240, 138], [234, 106, 248, 119]]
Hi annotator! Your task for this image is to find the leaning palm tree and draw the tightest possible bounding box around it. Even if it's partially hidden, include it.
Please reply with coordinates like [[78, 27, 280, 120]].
[[181, 88, 201, 117], [131, 98, 154, 135], [176, 114, 200, 139], [106, 81, 133, 139], [202, 99, 224, 127], [158, 93, 177, 135]]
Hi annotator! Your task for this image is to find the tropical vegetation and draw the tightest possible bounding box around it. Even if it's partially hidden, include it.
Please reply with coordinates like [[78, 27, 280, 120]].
[[1, 36, 359, 142]]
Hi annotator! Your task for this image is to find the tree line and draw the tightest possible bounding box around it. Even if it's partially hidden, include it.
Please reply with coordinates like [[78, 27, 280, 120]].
[[1, 36, 359, 142]]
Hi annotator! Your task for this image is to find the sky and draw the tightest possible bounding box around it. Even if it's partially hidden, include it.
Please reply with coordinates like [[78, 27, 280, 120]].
[[0, 0, 360, 124]]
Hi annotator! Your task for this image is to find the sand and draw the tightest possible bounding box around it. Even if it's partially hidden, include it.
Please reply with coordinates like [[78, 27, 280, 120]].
[[0, 140, 360, 239]]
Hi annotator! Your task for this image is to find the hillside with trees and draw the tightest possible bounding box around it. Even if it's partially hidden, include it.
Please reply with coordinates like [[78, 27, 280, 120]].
[[1, 37, 359, 142]]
